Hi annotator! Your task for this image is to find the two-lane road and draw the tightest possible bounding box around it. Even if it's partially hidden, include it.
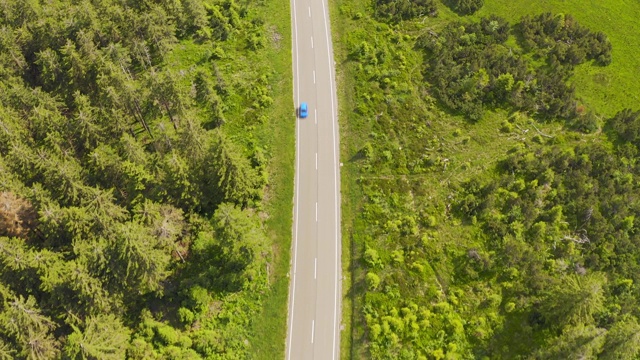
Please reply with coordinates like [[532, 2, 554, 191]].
[[286, 0, 341, 357]]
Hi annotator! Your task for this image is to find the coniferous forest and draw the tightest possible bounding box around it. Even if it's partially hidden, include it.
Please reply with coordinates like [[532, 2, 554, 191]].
[[0, 0, 292, 359]]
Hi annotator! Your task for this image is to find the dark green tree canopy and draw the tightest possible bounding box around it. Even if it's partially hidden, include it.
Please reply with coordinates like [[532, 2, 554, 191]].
[[0, 0, 275, 358]]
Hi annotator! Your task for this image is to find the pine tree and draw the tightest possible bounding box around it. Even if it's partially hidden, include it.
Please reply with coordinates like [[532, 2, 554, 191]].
[[207, 131, 261, 208], [22, 330, 59, 360], [194, 70, 225, 127], [0, 98, 28, 154], [180, 0, 211, 40], [541, 272, 606, 327], [41, 259, 116, 319], [6, 141, 39, 185], [0, 27, 27, 75], [64, 314, 130, 360], [80, 186, 128, 229], [69, 92, 104, 154], [33, 150, 86, 206], [146, 69, 187, 130], [106, 221, 172, 295], [535, 323, 606, 359], [211, 203, 267, 289], [0, 339, 15, 360], [600, 317, 640, 360], [0, 295, 59, 359], [134, 200, 185, 249], [0, 237, 42, 290], [139, 5, 177, 62]]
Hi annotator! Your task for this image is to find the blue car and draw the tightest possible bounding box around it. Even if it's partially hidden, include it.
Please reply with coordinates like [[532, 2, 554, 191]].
[[299, 102, 308, 118]]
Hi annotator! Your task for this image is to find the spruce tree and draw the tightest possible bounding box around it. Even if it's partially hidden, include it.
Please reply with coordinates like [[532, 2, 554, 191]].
[[65, 314, 130, 360]]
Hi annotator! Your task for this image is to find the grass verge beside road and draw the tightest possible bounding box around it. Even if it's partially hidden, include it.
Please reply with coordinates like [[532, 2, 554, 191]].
[[329, 0, 371, 357], [247, 0, 294, 357]]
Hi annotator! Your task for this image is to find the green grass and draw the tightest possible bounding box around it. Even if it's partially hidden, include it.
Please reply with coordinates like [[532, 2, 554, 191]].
[[329, 1, 368, 358], [334, 37, 367, 360], [245, 0, 295, 357]]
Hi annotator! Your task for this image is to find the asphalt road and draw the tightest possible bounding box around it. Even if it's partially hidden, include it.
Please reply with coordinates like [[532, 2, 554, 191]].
[[285, 0, 341, 357]]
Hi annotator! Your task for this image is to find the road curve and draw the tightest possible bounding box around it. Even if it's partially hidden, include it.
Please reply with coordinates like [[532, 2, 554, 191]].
[[285, 0, 341, 357]]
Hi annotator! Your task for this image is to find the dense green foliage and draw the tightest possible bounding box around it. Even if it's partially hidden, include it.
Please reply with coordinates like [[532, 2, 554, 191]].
[[449, 0, 484, 15], [451, 140, 640, 357], [374, 0, 438, 22], [418, 14, 611, 121], [0, 0, 289, 358], [520, 13, 612, 66], [335, 0, 640, 358]]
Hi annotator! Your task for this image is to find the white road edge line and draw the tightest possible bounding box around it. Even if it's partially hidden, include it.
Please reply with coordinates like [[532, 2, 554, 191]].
[[315, 258, 317, 279], [286, 0, 301, 358], [321, 0, 340, 357], [311, 320, 315, 344]]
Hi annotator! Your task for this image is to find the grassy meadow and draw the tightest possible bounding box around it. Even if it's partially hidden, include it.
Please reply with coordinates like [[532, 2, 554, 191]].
[[331, 0, 640, 358]]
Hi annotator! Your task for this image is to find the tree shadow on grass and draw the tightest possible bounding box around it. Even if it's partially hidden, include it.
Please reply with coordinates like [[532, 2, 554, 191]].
[[485, 309, 548, 358], [346, 231, 371, 359]]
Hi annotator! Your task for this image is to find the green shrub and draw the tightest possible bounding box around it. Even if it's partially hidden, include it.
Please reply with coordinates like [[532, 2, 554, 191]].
[[178, 307, 196, 325], [192, 330, 224, 357], [364, 246, 384, 269], [391, 250, 405, 264], [500, 120, 514, 133], [366, 272, 381, 290], [452, 0, 484, 15], [375, 0, 437, 22], [128, 338, 158, 360], [573, 111, 599, 133], [162, 346, 202, 360], [156, 325, 181, 346], [504, 302, 516, 313], [382, 150, 393, 162], [186, 285, 210, 314], [362, 142, 375, 160]]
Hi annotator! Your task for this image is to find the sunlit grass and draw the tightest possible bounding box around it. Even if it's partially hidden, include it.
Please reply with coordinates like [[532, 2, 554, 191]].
[[244, 0, 295, 357]]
